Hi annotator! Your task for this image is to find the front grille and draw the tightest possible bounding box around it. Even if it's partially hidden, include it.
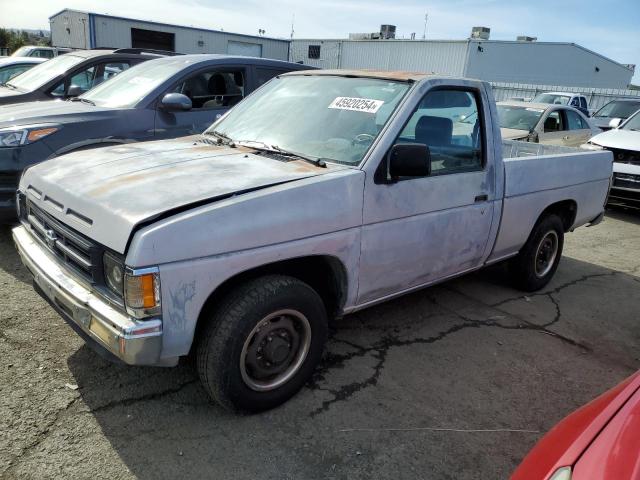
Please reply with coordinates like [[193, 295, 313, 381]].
[[26, 201, 102, 283], [0, 172, 18, 189], [613, 173, 640, 190]]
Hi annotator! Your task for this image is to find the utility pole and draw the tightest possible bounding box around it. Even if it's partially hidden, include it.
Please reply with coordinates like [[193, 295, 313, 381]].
[[290, 13, 295, 39], [422, 13, 428, 39]]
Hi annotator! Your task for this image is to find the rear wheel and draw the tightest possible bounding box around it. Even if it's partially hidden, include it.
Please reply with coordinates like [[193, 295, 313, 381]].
[[509, 214, 564, 292], [196, 275, 328, 412]]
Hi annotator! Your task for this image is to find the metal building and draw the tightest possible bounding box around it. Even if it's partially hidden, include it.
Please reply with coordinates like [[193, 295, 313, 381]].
[[290, 37, 634, 89], [49, 9, 290, 60]]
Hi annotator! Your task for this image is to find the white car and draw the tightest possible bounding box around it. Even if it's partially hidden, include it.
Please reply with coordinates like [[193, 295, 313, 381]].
[[11, 46, 72, 59], [498, 101, 600, 147], [532, 92, 590, 117], [0, 57, 47, 85], [583, 110, 640, 208]]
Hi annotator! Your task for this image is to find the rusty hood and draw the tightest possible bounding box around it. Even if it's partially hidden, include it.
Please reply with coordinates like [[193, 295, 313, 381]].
[[20, 135, 335, 253]]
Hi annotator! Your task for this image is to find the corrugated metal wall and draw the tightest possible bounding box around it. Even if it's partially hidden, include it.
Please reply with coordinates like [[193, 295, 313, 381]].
[[491, 82, 640, 111], [288, 40, 343, 68], [465, 41, 633, 89], [289, 39, 468, 74], [92, 15, 289, 59], [50, 10, 90, 49]]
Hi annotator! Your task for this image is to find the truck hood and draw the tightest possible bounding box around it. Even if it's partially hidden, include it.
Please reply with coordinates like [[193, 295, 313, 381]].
[[21, 136, 336, 253], [500, 128, 529, 140], [0, 99, 107, 127], [589, 129, 640, 151]]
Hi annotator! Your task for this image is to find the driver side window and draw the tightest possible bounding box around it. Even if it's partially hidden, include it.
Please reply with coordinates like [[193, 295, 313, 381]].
[[172, 69, 245, 109], [396, 89, 483, 176]]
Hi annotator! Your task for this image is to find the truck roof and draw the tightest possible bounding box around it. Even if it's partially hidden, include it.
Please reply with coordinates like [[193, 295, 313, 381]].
[[282, 69, 439, 82]]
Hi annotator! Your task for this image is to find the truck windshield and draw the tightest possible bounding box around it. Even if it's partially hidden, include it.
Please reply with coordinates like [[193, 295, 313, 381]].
[[205, 75, 410, 165], [6, 54, 84, 91], [532, 93, 570, 105], [81, 57, 191, 108], [594, 100, 640, 119], [497, 105, 544, 131]]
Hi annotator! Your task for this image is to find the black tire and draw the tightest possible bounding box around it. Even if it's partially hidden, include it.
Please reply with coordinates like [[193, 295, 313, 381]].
[[196, 275, 328, 413], [508, 214, 564, 292]]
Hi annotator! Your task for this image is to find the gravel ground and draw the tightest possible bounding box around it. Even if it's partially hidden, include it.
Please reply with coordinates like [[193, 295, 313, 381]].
[[1, 208, 639, 480]]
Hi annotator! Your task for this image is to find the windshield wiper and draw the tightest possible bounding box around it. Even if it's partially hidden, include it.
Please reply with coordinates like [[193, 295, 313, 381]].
[[2, 82, 18, 90], [68, 97, 95, 106], [234, 140, 328, 168], [205, 130, 234, 145]]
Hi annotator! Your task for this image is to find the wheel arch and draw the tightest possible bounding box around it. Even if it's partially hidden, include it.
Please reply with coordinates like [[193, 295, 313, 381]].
[[191, 255, 349, 351], [537, 199, 578, 232]]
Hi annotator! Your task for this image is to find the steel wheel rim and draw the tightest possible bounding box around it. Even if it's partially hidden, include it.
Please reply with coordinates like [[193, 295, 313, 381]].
[[240, 309, 312, 392], [535, 230, 559, 278]]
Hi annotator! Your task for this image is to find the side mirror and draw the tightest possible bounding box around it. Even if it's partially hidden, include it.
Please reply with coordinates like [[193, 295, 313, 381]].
[[160, 93, 192, 112], [66, 84, 83, 97], [387, 143, 431, 182], [608, 118, 622, 129]]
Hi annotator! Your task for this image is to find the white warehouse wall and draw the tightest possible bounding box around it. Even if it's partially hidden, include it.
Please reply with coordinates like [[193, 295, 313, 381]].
[[50, 10, 90, 49], [289, 39, 468, 75], [464, 40, 633, 88]]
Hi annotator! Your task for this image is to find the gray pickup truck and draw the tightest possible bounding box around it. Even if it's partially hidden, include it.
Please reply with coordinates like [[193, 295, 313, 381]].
[[13, 70, 612, 412]]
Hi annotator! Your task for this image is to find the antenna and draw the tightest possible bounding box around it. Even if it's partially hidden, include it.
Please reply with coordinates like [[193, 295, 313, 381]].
[[290, 13, 295, 39], [422, 13, 428, 39]]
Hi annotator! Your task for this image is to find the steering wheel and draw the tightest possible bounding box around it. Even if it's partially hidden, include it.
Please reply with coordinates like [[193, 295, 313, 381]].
[[352, 133, 375, 146]]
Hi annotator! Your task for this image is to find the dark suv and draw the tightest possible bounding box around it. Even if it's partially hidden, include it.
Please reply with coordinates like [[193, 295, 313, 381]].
[[0, 54, 312, 220], [0, 48, 168, 106]]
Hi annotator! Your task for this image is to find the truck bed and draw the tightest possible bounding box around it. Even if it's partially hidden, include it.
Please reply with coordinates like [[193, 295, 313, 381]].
[[488, 140, 613, 262]]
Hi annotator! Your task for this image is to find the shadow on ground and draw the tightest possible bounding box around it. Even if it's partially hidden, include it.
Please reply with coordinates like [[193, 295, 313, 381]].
[[61, 255, 639, 480]]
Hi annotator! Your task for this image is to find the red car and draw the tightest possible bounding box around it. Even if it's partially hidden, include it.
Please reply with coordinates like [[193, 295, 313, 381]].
[[512, 371, 640, 480]]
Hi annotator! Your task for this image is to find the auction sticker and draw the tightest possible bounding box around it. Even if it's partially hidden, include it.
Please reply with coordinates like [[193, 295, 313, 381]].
[[329, 97, 384, 114]]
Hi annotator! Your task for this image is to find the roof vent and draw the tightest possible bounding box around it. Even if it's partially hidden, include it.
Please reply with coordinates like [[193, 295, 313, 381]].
[[471, 27, 490, 40]]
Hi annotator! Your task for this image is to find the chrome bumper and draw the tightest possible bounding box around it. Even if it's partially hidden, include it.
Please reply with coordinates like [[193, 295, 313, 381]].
[[12, 225, 164, 365]]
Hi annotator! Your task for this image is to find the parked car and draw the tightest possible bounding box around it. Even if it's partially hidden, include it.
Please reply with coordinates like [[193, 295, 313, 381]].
[[0, 57, 47, 85], [498, 101, 600, 147], [11, 46, 73, 59], [531, 92, 590, 117], [12, 70, 612, 412], [0, 55, 312, 221], [512, 371, 640, 480], [590, 98, 640, 131], [582, 109, 640, 208], [0, 48, 165, 106]]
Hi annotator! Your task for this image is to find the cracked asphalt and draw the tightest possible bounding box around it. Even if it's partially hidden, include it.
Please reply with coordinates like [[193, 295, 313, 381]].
[[1, 208, 639, 480]]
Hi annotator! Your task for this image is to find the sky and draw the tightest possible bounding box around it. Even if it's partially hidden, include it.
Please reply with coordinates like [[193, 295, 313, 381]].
[[2, 0, 639, 83]]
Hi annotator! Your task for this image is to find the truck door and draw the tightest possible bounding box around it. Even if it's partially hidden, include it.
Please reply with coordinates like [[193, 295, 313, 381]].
[[358, 87, 496, 305], [154, 66, 247, 139]]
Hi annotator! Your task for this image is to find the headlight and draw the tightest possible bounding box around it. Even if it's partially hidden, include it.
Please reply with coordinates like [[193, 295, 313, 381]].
[[103, 252, 125, 296], [0, 125, 59, 147], [549, 467, 572, 480], [580, 142, 603, 151], [124, 267, 161, 318]]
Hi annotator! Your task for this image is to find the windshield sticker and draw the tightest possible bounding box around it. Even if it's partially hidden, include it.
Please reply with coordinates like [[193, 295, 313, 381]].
[[329, 97, 384, 114], [128, 77, 153, 85]]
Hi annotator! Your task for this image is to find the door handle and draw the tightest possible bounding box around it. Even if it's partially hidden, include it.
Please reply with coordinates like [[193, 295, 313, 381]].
[[563, 135, 570, 140], [474, 194, 488, 203]]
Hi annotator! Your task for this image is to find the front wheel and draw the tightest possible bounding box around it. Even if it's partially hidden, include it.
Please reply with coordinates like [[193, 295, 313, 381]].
[[508, 214, 564, 292], [196, 275, 328, 412]]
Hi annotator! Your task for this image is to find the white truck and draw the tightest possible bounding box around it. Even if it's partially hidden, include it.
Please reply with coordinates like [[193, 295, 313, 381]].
[[13, 70, 612, 412]]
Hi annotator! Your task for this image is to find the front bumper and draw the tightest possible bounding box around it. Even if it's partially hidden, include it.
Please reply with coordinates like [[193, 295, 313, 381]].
[[13, 225, 165, 365]]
